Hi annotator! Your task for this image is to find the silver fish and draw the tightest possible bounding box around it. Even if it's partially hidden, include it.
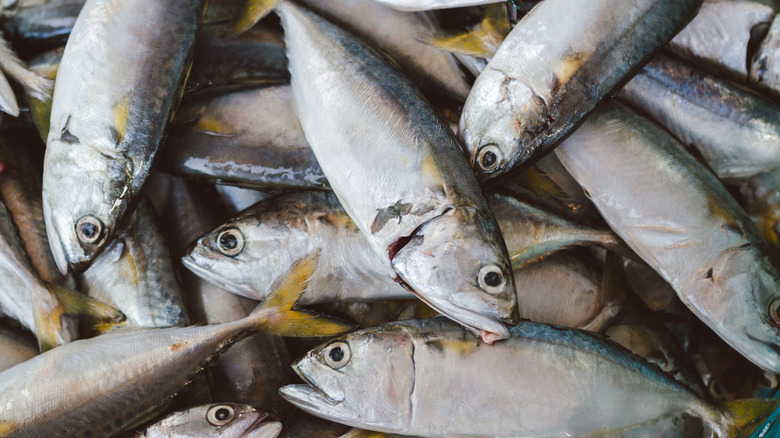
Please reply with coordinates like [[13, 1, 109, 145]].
[[130, 404, 282, 438], [280, 318, 771, 437], [278, 3, 516, 342], [0, 256, 350, 437], [42, 0, 204, 274], [617, 55, 780, 179], [555, 101, 780, 373], [459, 0, 702, 181], [78, 199, 189, 331]]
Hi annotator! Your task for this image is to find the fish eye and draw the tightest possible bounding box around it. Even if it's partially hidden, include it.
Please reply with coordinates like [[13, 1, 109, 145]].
[[323, 341, 351, 369], [206, 404, 235, 426], [476, 144, 502, 172], [769, 298, 780, 325], [76, 215, 104, 245], [216, 228, 244, 257], [478, 264, 507, 294]]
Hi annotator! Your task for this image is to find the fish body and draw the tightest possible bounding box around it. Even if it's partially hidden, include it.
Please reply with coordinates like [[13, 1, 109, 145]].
[[281, 318, 747, 437], [299, 0, 471, 102], [555, 101, 780, 373], [78, 199, 189, 330], [161, 86, 327, 191], [617, 55, 780, 178], [460, 0, 702, 181], [279, 3, 516, 341], [43, 0, 204, 274]]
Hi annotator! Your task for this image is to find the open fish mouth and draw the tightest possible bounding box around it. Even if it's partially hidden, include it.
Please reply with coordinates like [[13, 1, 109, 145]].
[[279, 384, 341, 411]]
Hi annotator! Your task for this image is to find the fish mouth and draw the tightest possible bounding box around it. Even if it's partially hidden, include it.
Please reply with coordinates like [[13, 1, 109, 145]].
[[242, 416, 282, 438], [279, 384, 341, 412], [44, 211, 71, 275], [744, 333, 780, 373], [180, 255, 259, 299], [412, 290, 510, 343]]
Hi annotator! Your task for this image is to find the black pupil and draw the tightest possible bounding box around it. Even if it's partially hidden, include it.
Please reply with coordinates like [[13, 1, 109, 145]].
[[329, 346, 344, 362], [219, 233, 237, 250], [481, 151, 497, 168], [215, 408, 230, 421], [80, 222, 98, 239], [484, 271, 502, 287]]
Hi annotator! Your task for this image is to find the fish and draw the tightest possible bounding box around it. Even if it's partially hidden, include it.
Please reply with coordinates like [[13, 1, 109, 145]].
[[729, 169, 780, 263], [278, 2, 516, 342], [0, 326, 36, 373], [368, 0, 504, 11], [0, 255, 351, 437], [617, 54, 780, 179], [298, 0, 472, 102], [77, 199, 189, 331], [669, 0, 773, 81], [130, 404, 282, 438], [161, 85, 328, 191], [280, 318, 775, 437], [459, 0, 702, 182], [42, 0, 204, 274], [0, 0, 84, 51], [555, 100, 780, 373]]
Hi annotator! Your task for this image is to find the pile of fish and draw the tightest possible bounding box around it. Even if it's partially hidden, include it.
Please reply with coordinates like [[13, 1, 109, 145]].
[[3, 0, 780, 436]]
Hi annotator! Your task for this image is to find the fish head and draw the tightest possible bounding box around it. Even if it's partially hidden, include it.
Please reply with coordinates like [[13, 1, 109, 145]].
[[42, 137, 131, 274], [460, 67, 548, 183], [148, 403, 280, 438], [182, 203, 313, 300], [391, 207, 517, 343], [686, 247, 780, 373], [280, 327, 415, 431]]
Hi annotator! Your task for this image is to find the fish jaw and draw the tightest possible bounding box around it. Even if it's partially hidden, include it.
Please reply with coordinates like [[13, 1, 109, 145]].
[[279, 384, 357, 424], [390, 207, 516, 341], [242, 420, 282, 438], [459, 66, 538, 182], [180, 253, 260, 301], [42, 139, 126, 274]]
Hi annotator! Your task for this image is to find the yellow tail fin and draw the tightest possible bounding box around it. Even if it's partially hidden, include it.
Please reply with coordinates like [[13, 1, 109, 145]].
[[34, 285, 125, 351], [429, 4, 510, 58], [720, 398, 780, 438], [248, 253, 354, 337], [224, 0, 280, 38]]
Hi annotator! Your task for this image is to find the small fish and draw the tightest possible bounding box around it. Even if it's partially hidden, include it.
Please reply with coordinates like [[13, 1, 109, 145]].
[[0, 255, 351, 437], [281, 318, 775, 437], [42, 0, 204, 274], [279, 3, 517, 342], [130, 404, 282, 438], [555, 101, 780, 373], [617, 54, 780, 179], [459, 0, 702, 181]]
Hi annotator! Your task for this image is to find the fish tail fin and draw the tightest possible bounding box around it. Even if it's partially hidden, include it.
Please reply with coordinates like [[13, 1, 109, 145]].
[[35, 284, 126, 350], [224, 0, 280, 38], [247, 253, 354, 337], [429, 3, 510, 58], [713, 398, 780, 437]]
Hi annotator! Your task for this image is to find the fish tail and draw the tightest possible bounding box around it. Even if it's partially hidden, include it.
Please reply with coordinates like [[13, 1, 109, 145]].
[[710, 398, 780, 437], [246, 253, 354, 337], [34, 284, 125, 350], [223, 0, 280, 38], [429, 3, 510, 58]]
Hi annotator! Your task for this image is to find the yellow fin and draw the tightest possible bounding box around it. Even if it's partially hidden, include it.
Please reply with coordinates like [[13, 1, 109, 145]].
[[248, 253, 354, 337], [429, 4, 510, 58], [0, 421, 18, 436], [224, 0, 280, 38], [112, 96, 131, 144], [338, 428, 387, 438], [720, 398, 780, 438]]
